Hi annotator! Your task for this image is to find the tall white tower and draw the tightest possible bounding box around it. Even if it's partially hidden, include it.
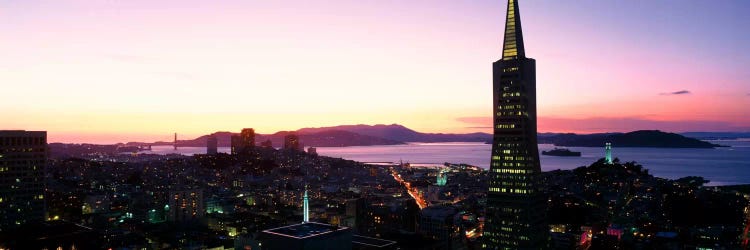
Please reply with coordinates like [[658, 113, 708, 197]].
[[303, 185, 309, 223], [605, 142, 613, 164]]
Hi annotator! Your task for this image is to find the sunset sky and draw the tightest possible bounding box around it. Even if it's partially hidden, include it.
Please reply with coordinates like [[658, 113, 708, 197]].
[[2, 0, 749, 143]]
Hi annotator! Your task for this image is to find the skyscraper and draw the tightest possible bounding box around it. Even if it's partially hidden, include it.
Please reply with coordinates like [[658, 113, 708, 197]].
[[206, 135, 218, 155], [231, 135, 242, 155], [241, 128, 255, 148], [284, 133, 301, 151], [485, 0, 548, 249], [231, 128, 256, 155], [0, 130, 47, 230]]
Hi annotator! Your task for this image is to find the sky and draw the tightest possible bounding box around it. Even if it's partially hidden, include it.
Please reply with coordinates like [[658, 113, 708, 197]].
[[1, 0, 749, 143]]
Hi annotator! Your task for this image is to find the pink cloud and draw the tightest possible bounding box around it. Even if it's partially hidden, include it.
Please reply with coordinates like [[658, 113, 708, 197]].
[[456, 116, 749, 133]]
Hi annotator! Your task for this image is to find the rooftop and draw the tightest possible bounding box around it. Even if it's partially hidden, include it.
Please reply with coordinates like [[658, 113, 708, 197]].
[[0, 221, 94, 241], [421, 205, 458, 218], [263, 222, 349, 239], [0, 130, 47, 136], [352, 235, 397, 248]]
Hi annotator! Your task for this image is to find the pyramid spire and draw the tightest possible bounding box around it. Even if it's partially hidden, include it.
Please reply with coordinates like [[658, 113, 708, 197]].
[[502, 0, 525, 60]]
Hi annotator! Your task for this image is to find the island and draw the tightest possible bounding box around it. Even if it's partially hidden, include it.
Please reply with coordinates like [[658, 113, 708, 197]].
[[542, 148, 582, 157], [541, 130, 721, 148]]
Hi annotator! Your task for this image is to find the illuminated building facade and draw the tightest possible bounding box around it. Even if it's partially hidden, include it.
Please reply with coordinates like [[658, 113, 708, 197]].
[[0, 130, 47, 230], [485, 0, 548, 249], [303, 185, 310, 223], [436, 168, 448, 186], [167, 189, 204, 222], [605, 142, 613, 164]]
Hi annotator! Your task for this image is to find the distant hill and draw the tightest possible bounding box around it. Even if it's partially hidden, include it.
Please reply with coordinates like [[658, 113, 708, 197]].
[[269, 130, 403, 147], [679, 132, 750, 140], [175, 130, 403, 148], [168, 125, 721, 149], [297, 124, 491, 142], [172, 124, 490, 147], [547, 130, 721, 148]]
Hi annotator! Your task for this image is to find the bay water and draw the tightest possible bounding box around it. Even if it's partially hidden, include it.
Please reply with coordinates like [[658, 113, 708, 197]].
[[146, 139, 750, 186]]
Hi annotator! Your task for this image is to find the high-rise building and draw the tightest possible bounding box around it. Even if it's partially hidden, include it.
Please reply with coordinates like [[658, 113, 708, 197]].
[[241, 128, 255, 148], [0, 130, 47, 230], [284, 133, 301, 151], [231, 128, 256, 155], [485, 0, 548, 249], [206, 135, 218, 155], [231, 135, 242, 155]]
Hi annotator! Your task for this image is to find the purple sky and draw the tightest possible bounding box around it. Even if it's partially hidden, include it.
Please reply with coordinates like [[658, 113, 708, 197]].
[[1, 1, 748, 143]]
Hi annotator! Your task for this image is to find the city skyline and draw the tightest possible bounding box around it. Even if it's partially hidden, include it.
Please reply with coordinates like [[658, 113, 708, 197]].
[[2, 0, 749, 144], [2, 2, 749, 249]]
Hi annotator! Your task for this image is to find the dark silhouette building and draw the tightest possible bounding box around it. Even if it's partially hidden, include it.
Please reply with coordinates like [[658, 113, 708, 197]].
[[231, 128, 255, 154], [261, 222, 353, 250], [230, 135, 241, 154], [355, 197, 419, 237], [0, 221, 101, 249], [0, 130, 47, 230], [418, 205, 465, 249], [241, 128, 255, 147], [284, 133, 301, 151], [261, 139, 274, 148], [206, 135, 218, 155], [484, 0, 548, 249]]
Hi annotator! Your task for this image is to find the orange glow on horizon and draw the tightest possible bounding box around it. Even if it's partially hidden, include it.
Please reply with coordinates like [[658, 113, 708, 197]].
[[2, 1, 748, 143]]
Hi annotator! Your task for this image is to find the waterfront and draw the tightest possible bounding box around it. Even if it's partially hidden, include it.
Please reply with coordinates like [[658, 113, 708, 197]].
[[316, 140, 750, 186], [146, 139, 750, 186]]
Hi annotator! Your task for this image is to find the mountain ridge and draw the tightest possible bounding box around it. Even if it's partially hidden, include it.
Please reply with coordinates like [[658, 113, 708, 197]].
[[297, 124, 491, 143], [159, 124, 722, 148]]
